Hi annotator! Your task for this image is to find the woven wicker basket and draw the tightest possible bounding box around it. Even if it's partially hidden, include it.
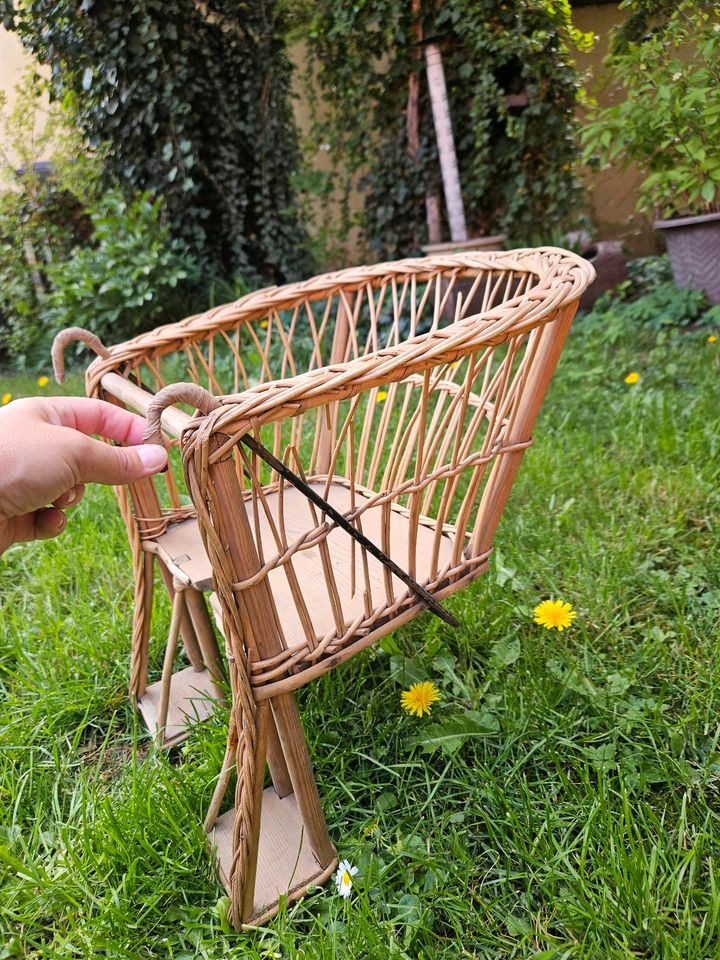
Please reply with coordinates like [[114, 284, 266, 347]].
[[53, 247, 594, 928]]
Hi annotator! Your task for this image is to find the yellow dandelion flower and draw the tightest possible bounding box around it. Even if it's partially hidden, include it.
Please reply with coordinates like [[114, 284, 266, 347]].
[[260, 319, 268, 329], [377, 390, 388, 402], [708, 335, 717, 343], [2, 392, 11, 405], [624, 371, 640, 385], [533, 599, 576, 631], [37, 375, 49, 387], [400, 681, 441, 717]]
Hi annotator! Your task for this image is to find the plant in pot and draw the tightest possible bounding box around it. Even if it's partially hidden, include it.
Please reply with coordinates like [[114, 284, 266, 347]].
[[581, 0, 720, 303]]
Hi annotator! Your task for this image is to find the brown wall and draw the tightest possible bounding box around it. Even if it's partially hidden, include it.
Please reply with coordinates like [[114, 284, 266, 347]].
[[572, 3, 656, 254]]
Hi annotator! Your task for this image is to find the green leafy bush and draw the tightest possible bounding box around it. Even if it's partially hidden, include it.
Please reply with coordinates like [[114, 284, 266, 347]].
[[5, 0, 311, 283], [45, 192, 200, 349], [625, 253, 675, 294], [581, 1, 720, 219], [0, 189, 86, 366], [0, 75, 102, 367], [0, 73, 239, 369], [579, 255, 720, 339]]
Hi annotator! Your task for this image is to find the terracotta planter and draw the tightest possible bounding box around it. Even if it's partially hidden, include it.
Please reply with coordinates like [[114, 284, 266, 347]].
[[421, 235, 506, 256], [655, 211, 720, 305], [579, 241, 628, 311]]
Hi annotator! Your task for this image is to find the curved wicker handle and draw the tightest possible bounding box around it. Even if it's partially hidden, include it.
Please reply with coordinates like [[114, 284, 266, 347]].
[[52, 327, 111, 384], [143, 382, 220, 446]]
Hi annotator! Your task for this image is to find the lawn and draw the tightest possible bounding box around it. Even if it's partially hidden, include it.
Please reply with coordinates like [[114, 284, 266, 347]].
[[2, 284, 720, 959]]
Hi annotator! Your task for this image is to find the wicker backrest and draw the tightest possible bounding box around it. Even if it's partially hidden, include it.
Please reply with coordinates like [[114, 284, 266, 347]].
[[126, 248, 594, 697], [78, 249, 589, 527], [86, 249, 563, 398]]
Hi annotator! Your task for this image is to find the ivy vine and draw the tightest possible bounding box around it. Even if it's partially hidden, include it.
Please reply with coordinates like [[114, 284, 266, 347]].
[[294, 0, 593, 258], [3, 0, 311, 283]]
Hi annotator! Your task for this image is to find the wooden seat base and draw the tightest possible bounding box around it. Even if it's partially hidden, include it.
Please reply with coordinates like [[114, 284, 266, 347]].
[[137, 666, 223, 748], [210, 787, 338, 926]]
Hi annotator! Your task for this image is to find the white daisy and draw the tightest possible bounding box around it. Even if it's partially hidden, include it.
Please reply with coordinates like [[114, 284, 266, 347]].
[[334, 859, 358, 898]]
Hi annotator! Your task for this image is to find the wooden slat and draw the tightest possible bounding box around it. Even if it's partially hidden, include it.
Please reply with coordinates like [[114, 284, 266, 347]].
[[211, 788, 338, 926], [101, 372, 192, 438], [137, 666, 222, 748]]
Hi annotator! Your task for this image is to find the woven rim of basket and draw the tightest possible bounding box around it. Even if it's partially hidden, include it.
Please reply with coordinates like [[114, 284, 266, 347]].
[[82, 248, 594, 398]]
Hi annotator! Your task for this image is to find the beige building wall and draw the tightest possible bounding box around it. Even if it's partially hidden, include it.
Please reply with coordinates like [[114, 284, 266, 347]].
[[0, 25, 51, 168], [0, 27, 30, 111]]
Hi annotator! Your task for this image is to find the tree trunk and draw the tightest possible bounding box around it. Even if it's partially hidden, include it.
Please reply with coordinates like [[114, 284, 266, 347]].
[[424, 42, 467, 244]]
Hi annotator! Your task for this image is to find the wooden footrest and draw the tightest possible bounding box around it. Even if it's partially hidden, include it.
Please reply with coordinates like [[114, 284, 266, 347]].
[[137, 666, 223, 747], [210, 787, 338, 926]]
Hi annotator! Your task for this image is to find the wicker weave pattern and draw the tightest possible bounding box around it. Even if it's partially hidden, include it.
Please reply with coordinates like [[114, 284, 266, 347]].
[[89, 248, 591, 529], [84, 248, 589, 393], [169, 250, 592, 926]]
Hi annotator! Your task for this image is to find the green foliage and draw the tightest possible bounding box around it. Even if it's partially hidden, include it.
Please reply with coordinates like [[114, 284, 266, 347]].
[[412, 708, 499, 756], [581, 1, 720, 219], [0, 74, 102, 367], [4, 295, 720, 953], [3, 0, 311, 283], [290, 163, 352, 271], [45, 192, 200, 349], [0, 75, 203, 366], [0, 74, 99, 203], [580, 255, 720, 336], [293, 0, 592, 258], [626, 251, 675, 292], [608, 0, 687, 54]]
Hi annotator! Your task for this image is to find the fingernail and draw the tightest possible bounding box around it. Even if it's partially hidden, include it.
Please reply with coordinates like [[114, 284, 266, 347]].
[[137, 444, 168, 472], [66, 489, 77, 505]]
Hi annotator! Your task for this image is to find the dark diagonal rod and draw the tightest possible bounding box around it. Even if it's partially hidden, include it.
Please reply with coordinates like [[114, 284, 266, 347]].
[[239, 433, 459, 628]]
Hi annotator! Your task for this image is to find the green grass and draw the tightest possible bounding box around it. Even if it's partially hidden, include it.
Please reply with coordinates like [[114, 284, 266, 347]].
[[2, 311, 720, 958]]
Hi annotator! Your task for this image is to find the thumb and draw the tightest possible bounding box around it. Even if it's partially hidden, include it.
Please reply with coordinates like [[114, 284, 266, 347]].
[[73, 435, 168, 485]]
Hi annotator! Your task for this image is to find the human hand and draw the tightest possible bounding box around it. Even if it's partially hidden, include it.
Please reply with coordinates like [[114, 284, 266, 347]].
[[0, 397, 167, 554]]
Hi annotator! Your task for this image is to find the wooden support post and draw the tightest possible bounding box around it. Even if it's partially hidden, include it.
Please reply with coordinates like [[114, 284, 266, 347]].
[[266, 712, 294, 799], [269, 692, 337, 866], [203, 436, 336, 922], [204, 734, 237, 832], [184, 587, 225, 686], [240, 701, 270, 922], [133, 552, 154, 699], [316, 293, 354, 474], [130, 475, 203, 670], [157, 558, 204, 671], [156, 590, 184, 744], [473, 304, 578, 555]]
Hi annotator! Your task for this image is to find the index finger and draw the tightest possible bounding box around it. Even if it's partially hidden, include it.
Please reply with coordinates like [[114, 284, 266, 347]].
[[44, 397, 152, 446]]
